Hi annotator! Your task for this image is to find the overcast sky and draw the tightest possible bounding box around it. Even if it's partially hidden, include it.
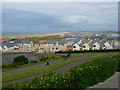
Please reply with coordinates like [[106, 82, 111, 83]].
[[2, 2, 118, 33]]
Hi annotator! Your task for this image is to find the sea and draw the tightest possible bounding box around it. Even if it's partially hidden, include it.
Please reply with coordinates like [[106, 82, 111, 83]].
[[2, 32, 58, 36]]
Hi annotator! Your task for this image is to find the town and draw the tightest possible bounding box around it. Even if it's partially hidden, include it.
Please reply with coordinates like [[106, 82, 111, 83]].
[[1, 32, 120, 53]]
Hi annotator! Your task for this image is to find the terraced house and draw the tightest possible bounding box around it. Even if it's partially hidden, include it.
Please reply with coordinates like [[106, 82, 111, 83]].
[[1, 38, 120, 52]]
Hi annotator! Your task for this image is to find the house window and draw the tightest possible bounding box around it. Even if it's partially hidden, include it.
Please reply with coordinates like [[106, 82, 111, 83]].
[[103, 45, 105, 47], [83, 46, 86, 48], [56, 48, 58, 50], [73, 46, 76, 48], [52, 47, 54, 49], [93, 45, 96, 47]]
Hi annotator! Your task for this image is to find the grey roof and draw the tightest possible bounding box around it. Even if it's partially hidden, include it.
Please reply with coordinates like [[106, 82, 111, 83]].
[[81, 39, 89, 44], [99, 39, 107, 44], [89, 40, 97, 46], [3, 44, 18, 47], [114, 45, 120, 48], [67, 43, 74, 47], [21, 40, 31, 44]]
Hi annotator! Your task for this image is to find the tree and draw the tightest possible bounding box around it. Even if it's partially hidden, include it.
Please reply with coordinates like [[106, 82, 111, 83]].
[[13, 55, 29, 65]]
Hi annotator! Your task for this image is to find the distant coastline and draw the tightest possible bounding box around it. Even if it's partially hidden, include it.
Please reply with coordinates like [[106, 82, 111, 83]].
[[2, 32, 69, 39]]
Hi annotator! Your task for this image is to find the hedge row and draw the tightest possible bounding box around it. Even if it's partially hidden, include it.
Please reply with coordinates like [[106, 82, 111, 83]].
[[3, 54, 120, 89], [55, 49, 120, 54]]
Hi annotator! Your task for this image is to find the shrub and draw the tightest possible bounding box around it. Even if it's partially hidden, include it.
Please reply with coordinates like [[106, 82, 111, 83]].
[[4, 73, 72, 89], [2, 64, 11, 68], [67, 54, 71, 57], [30, 61, 37, 63], [70, 55, 119, 89], [13, 55, 28, 65], [61, 55, 68, 60], [2, 64, 18, 68]]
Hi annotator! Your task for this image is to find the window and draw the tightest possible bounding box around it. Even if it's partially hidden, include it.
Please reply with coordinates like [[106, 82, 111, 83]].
[[52, 47, 54, 49], [93, 45, 96, 47], [73, 46, 76, 48], [56, 48, 58, 50], [83, 46, 86, 48], [103, 45, 105, 47]]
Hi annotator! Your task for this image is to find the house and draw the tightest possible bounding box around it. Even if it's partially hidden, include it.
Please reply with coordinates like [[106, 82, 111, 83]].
[[2, 43, 19, 52], [81, 39, 90, 50], [89, 40, 101, 50], [100, 40, 112, 49], [67, 44, 74, 51], [114, 45, 120, 50], [73, 43, 80, 51], [0, 45, 2, 52], [82, 43, 90, 50]]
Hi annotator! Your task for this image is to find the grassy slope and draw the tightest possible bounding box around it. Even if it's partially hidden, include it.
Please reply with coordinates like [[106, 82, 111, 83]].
[[2, 53, 107, 82]]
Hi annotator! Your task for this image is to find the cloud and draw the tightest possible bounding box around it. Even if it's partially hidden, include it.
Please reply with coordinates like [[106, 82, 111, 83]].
[[62, 16, 88, 24], [2, 0, 119, 2], [2, 2, 118, 32]]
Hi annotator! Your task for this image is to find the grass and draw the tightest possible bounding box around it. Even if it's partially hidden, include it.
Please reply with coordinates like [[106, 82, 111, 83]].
[[2, 54, 83, 72], [26, 36, 66, 41], [2, 53, 108, 83]]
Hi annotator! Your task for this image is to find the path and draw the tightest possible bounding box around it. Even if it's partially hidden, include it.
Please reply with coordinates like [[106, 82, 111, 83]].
[[88, 72, 119, 89], [2, 53, 116, 86], [2, 53, 91, 74], [53, 53, 116, 73]]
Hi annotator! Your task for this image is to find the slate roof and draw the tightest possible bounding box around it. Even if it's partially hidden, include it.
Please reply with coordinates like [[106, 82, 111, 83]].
[[2, 41, 19, 48], [21, 40, 31, 44], [114, 45, 120, 49]]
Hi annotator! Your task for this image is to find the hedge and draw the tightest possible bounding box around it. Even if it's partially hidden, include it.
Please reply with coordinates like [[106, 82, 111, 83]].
[[55, 49, 120, 54], [3, 54, 119, 89]]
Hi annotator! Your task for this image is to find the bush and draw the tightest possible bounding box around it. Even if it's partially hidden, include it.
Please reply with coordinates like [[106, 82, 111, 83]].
[[30, 60, 37, 63], [55, 49, 120, 54], [2, 64, 11, 68], [2, 64, 18, 68], [70, 55, 118, 89], [67, 54, 71, 57], [4, 73, 72, 89], [61, 55, 68, 60], [13, 55, 28, 65]]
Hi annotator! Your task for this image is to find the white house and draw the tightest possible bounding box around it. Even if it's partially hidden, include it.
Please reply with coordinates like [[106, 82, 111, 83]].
[[100, 40, 112, 49], [73, 43, 80, 51]]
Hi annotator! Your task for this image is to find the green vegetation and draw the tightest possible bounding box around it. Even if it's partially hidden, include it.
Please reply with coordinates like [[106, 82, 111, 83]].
[[13, 55, 28, 65], [56, 49, 120, 54], [2, 53, 83, 72], [2, 53, 106, 82], [26, 36, 66, 41], [3, 54, 119, 89]]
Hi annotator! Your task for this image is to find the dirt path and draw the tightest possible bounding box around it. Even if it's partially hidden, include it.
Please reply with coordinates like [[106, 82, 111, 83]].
[[2, 53, 116, 86]]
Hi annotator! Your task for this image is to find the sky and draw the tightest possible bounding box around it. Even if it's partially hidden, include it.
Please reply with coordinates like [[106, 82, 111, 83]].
[[2, 2, 118, 33]]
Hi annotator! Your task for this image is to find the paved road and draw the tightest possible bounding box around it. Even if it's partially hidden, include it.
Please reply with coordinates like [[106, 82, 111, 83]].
[[53, 53, 115, 73], [2, 53, 91, 74], [2, 53, 116, 86], [88, 72, 119, 89]]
